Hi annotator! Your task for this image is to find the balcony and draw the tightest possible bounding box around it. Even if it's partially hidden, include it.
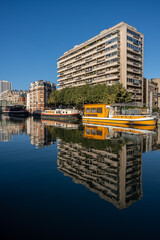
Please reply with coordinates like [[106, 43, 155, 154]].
[[127, 53, 142, 62], [106, 74, 120, 80], [127, 47, 142, 55], [85, 56, 93, 62], [127, 68, 142, 74], [106, 67, 120, 74], [97, 70, 105, 75], [97, 45, 105, 52]]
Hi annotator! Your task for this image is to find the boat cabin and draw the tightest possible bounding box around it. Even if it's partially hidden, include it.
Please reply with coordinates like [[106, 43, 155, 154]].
[[84, 104, 112, 118], [44, 109, 79, 115], [84, 103, 150, 119]]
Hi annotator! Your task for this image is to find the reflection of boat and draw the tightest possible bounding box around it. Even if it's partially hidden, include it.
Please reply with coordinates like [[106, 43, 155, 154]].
[[42, 119, 80, 129], [83, 104, 157, 127], [41, 109, 81, 121], [33, 110, 42, 117], [84, 123, 156, 140], [3, 105, 28, 117]]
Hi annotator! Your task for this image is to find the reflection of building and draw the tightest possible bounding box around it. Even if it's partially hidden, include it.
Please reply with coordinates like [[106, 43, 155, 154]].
[[157, 127, 160, 149], [27, 80, 56, 113], [57, 22, 143, 103], [142, 132, 159, 152], [27, 117, 55, 148], [0, 129, 12, 141], [0, 115, 26, 142], [0, 80, 12, 95], [143, 78, 158, 108], [57, 136, 143, 209], [151, 78, 160, 108]]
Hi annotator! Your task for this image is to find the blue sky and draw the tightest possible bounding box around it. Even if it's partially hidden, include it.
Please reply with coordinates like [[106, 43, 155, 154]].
[[0, 0, 160, 90]]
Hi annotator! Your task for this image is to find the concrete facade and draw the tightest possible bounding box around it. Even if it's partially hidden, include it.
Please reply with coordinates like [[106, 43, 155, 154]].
[[151, 78, 160, 108], [143, 78, 158, 108], [57, 22, 143, 103], [0, 80, 12, 96], [0, 90, 28, 105]]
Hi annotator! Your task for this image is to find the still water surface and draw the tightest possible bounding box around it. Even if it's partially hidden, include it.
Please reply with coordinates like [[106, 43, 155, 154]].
[[0, 115, 160, 239]]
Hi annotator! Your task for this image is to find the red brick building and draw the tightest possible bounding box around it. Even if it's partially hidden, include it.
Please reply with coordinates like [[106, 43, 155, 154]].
[[27, 80, 56, 113]]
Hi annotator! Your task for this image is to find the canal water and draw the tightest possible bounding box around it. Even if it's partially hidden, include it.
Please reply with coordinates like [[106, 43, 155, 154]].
[[0, 115, 160, 240]]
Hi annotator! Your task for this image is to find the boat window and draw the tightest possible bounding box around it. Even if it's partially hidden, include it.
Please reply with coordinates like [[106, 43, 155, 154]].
[[86, 108, 90, 113], [97, 107, 102, 113], [91, 130, 96, 135], [97, 130, 102, 136], [91, 108, 96, 113], [86, 129, 90, 134]]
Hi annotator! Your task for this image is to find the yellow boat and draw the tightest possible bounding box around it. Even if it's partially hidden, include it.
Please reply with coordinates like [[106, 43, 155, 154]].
[[83, 124, 156, 140], [82, 103, 157, 127]]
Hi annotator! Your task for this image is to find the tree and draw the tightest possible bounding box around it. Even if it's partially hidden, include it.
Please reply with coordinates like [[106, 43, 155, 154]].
[[48, 83, 132, 108]]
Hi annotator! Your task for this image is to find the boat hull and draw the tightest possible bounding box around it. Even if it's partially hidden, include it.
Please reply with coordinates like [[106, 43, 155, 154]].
[[3, 111, 29, 117], [82, 116, 157, 126], [41, 113, 81, 121]]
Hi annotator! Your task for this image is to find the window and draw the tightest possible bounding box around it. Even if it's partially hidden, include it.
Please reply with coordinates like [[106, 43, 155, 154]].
[[127, 29, 140, 38], [127, 36, 141, 45], [106, 44, 117, 52], [106, 58, 118, 65], [106, 51, 117, 58], [91, 130, 96, 135], [86, 129, 90, 134], [97, 130, 102, 136], [127, 43, 141, 52], [106, 37, 118, 45], [91, 108, 96, 113], [86, 108, 90, 113], [105, 31, 118, 39], [97, 107, 102, 113]]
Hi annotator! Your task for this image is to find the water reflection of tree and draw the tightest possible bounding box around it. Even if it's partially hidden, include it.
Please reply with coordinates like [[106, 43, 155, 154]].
[[47, 125, 125, 153]]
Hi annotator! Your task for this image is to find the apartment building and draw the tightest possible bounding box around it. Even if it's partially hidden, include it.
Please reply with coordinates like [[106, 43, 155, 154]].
[[27, 80, 56, 113], [57, 22, 143, 103], [0, 80, 12, 96], [151, 78, 160, 108], [143, 78, 158, 108], [0, 90, 28, 105]]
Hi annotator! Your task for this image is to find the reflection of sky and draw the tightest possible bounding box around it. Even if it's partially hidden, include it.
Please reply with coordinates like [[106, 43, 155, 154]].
[[0, 123, 160, 239]]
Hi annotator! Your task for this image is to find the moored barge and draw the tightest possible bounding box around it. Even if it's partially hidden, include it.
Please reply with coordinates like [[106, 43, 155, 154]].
[[41, 109, 81, 121], [82, 104, 157, 127], [2, 105, 29, 117]]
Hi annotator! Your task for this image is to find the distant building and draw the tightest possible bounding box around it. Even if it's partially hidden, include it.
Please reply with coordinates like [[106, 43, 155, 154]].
[[143, 78, 158, 108], [57, 22, 144, 104], [0, 80, 12, 96], [0, 90, 28, 105], [151, 78, 160, 108], [27, 80, 56, 113]]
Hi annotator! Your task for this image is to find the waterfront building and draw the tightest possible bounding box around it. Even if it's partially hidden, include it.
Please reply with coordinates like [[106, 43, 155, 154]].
[[0, 90, 28, 105], [27, 80, 56, 113], [57, 22, 143, 104], [0, 80, 12, 96], [151, 78, 160, 108], [143, 78, 158, 108]]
